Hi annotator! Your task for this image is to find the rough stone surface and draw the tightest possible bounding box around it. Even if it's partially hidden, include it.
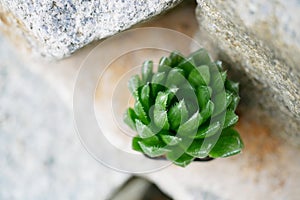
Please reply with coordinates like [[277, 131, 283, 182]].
[[195, 0, 300, 146], [0, 0, 182, 59], [0, 36, 129, 200], [2, 2, 299, 200]]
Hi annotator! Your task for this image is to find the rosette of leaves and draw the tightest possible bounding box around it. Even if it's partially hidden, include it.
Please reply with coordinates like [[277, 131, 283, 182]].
[[124, 49, 244, 167]]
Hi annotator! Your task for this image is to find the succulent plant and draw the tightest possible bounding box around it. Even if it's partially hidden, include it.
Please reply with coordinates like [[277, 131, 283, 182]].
[[124, 49, 244, 167]]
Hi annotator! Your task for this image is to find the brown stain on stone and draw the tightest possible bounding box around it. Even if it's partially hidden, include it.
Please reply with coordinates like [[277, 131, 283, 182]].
[[234, 110, 288, 190], [0, 13, 8, 26], [0, 5, 33, 55], [236, 111, 281, 171]]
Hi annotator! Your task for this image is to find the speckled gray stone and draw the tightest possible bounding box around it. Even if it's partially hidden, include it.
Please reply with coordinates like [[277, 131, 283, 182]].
[[0, 0, 182, 59], [195, 0, 300, 146]]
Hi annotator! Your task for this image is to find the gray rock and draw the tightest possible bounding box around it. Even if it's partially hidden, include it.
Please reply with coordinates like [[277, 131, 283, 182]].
[[0, 35, 129, 200], [195, 0, 300, 146], [0, 0, 182, 59]]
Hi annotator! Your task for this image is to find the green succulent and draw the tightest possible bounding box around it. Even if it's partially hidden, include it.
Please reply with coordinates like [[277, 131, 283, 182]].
[[124, 49, 244, 167]]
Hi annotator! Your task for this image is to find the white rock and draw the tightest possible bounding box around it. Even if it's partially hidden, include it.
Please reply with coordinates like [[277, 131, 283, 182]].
[[0, 35, 129, 200]]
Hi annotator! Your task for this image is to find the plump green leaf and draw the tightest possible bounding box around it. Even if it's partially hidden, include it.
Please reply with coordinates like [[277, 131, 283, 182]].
[[176, 57, 196, 76], [166, 146, 194, 166], [134, 101, 149, 124], [198, 65, 210, 85], [200, 100, 214, 123], [141, 60, 153, 84], [189, 49, 211, 66], [154, 108, 169, 130], [158, 56, 171, 72], [132, 135, 164, 153], [225, 92, 233, 108], [188, 65, 210, 87], [178, 112, 200, 137], [168, 100, 189, 131], [169, 51, 185, 67], [198, 113, 204, 127], [139, 83, 151, 111], [228, 95, 240, 111], [128, 75, 141, 98], [172, 153, 194, 167], [196, 85, 212, 109], [212, 92, 227, 116], [133, 135, 169, 157], [223, 110, 239, 128], [132, 137, 144, 153], [188, 68, 201, 87], [124, 108, 138, 130], [176, 83, 195, 98], [185, 100, 199, 116], [152, 72, 166, 85], [225, 79, 239, 95], [166, 87, 179, 106], [166, 146, 183, 161], [211, 71, 227, 93], [176, 85, 199, 114], [161, 134, 182, 146], [151, 72, 166, 97], [166, 68, 186, 87], [221, 71, 227, 82], [135, 119, 155, 138], [154, 95, 170, 130], [209, 128, 244, 158], [194, 122, 221, 139], [138, 140, 170, 157], [155, 92, 169, 109], [186, 139, 213, 158]]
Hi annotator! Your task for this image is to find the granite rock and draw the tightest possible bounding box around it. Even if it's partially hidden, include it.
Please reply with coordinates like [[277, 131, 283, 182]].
[[195, 0, 300, 146], [0, 0, 182, 59]]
